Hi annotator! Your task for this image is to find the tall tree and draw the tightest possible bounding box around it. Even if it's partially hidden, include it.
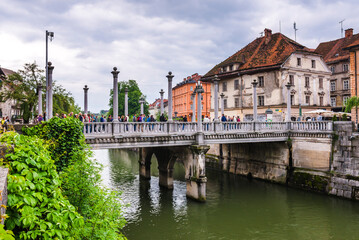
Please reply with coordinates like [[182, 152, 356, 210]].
[[108, 79, 149, 116], [0, 62, 80, 122], [344, 96, 359, 113]]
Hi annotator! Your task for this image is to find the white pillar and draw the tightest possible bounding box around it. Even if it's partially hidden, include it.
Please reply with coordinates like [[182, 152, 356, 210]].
[[83, 85, 89, 114], [220, 93, 225, 116], [160, 89, 164, 115], [191, 92, 196, 122], [111, 67, 119, 122], [167, 72, 174, 121], [37, 83, 43, 116], [213, 75, 219, 121], [252, 80, 258, 121], [125, 87, 128, 116], [286, 82, 292, 122], [47, 62, 54, 119]]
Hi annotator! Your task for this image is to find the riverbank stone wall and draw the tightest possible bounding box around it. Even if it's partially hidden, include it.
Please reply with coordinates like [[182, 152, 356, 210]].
[[0, 167, 8, 225]]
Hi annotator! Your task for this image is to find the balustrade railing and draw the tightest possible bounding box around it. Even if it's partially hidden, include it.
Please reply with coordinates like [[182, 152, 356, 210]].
[[83, 121, 333, 136]]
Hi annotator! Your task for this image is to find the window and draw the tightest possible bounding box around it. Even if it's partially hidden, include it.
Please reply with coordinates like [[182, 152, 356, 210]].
[[258, 76, 264, 87], [305, 76, 310, 88], [330, 81, 336, 91], [229, 65, 233, 71], [234, 79, 239, 90], [289, 75, 294, 85], [343, 79, 349, 90], [235, 98, 240, 108], [222, 67, 226, 72], [290, 95, 294, 105], [343, 64, 349, 72], [305, 95, 310, 105], [330, 66, 335, 73], [297, 58, 301, 66], [331, 97, 336, 107], [343, 96, 350, 105], [320, 97, 323, 106], [223, 99, 227, 109], [201, 95, 203, 100], [311, 60, 316, 68], [222, 82, 227, 92], [258, 96, 264, 106], [319, 78, 323, 89]]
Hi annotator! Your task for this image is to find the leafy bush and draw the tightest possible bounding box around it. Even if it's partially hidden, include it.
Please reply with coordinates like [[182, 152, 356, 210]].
[[23, 117, 85, 171], [342, 113, 348, 121], [24, 117, 127, 239], [333, 115, 338, 121], [0, 132, 83, 239]]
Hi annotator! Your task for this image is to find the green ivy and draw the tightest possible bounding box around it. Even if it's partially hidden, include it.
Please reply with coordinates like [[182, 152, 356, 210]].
[[0, 132, 84, 239], [0, 224, 15, 240]]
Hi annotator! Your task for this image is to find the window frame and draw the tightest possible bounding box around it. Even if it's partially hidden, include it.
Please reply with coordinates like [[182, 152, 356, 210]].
[[258, 96, 264, 106], [258, 76, 264, 87], [297, 58, 301, 66], [330, 80, 336, 91], [311, 60, 316, 68], [222, 82, 227, 92]]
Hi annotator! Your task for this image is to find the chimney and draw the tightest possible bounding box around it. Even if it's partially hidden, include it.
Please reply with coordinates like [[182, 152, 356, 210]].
[[345, 28, 353, 38], [264, 28, 272, 44]]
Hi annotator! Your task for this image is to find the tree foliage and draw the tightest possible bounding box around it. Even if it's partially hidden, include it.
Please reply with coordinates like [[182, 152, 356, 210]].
[[344, 96, 359, 113], [0, 62, 80, 123], [108, 80, 149, 116]]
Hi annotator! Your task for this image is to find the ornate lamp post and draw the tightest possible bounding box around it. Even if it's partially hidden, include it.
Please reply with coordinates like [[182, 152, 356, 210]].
[[45, 30, 54, 120]]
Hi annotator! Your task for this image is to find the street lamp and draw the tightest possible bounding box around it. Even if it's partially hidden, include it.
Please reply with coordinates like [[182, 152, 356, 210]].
[[45, 30, 54, 120]]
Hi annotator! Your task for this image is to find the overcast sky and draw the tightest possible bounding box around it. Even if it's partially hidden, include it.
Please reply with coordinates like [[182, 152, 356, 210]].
[[0, 0, 357, 113]]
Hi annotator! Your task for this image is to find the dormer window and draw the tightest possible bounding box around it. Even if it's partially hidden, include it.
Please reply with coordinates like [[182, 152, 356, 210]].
[[229, 65, 233, 71], [330, 66, 335, 73], [311, 60, 316, 68], [297, 58, 301, 66], [343, 64, 349, 72]]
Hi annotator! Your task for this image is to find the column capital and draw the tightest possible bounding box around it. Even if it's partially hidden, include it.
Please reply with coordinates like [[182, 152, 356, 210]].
[[159, 89, 164, 95], [83, 85, 89, 91], [220, 93, 225, 98], [166, 71, 174, 81], [285, 82, 292, 90], [111, 67, 120, 78], [213, 75, 220, 83], [251, 79, 258, 87], [48, 62, 54, 73], [125, 87, 128, 93]]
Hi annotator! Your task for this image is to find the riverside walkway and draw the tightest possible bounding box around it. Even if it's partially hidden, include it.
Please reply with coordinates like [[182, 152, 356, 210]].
[[84, 121, 333, 149]]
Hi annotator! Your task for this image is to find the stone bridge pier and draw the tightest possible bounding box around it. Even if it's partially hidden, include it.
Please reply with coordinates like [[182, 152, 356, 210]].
[[139, 145, 210, 202]]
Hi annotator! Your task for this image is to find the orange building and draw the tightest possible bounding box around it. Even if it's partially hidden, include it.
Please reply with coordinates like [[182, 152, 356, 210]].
[[172, 73, 211, 120]]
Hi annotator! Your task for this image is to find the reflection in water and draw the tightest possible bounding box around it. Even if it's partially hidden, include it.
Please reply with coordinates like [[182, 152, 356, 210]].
[[94, 149, 359, 240]]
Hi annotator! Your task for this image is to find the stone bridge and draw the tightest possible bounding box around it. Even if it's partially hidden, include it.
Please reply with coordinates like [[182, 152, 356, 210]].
[[83, 121, 333, 201]]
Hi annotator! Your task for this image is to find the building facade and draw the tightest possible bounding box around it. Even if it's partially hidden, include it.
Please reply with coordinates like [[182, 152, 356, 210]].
[[315, 28, 359, 111], [149, 98, 168, 117], [0, 67, 21, 119], [172, 73, 211, 120], [202, 28, 332, 121]]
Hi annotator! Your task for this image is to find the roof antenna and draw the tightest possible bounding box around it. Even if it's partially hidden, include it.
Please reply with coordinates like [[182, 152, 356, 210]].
[[279, 20, 281, 33], [259, 32, 263, 37], [339, 19, 345, 37], [293, 22, 298, 42]]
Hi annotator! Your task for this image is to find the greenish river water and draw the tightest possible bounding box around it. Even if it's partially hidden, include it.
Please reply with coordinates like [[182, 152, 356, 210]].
[[94, 149, 359, 240]]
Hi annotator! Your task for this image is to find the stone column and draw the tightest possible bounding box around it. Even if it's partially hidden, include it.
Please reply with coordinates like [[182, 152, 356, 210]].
[[286, 82, 292, 122], [37, 83, 43, 116], [220, 93, 225, 116], [167, 72, 174, 121], [159, 89, 164, 115], [186, 145, 210, 202], [47, 62, 54, 119], [139, 96, 145, 115], [111, 67, 120, 122], [125, 87, 128, 116], [313, 76, 318, 105], [213, 75, 220, 121], [196, 85, 205, 144], [191, 92, 196, 122], [297, 74, 302, 105], [83, 85, 89, 114], [252, 80, 258, 121], [327, 78, 331, 106]]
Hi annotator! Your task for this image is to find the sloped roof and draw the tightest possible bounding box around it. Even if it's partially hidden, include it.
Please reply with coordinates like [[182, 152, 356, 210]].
[[204, 31, 309, 78], [315, 33, 359, 63], [0, 67, 15, 77]]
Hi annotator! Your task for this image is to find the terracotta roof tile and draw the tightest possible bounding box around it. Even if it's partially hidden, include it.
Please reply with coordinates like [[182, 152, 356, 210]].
[[315, 33, 359, 63], [204, 31, 308, 78]]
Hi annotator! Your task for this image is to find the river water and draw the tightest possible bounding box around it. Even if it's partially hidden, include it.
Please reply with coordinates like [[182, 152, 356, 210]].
[[94, 149, 359, 240]]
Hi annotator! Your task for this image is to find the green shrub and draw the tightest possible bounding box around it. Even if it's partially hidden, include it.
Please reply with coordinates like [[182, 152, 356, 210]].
[[0, 132, 84, 239], [342, 113, 348, 121], [333, 115, 338, 121]]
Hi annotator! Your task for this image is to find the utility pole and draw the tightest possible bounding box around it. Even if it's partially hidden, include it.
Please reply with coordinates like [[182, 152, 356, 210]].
[[293, 22, 298, 42]]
